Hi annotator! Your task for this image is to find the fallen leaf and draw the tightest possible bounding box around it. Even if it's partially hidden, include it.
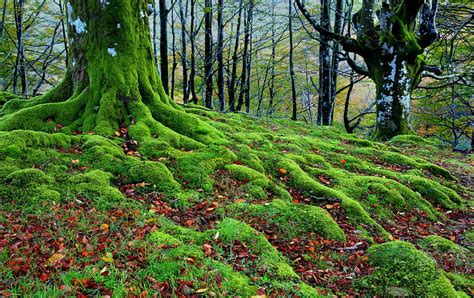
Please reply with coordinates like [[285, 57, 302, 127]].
[[71, 159, 80, 164], [48, 253, 65, 264], [278, 168, 287, 174], [196, 288, 208, 294], [100, 223, 109, 230], [102, 252, 113, 263]]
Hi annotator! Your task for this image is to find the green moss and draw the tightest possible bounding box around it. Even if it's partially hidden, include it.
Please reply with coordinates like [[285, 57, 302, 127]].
[[149, 231, 181, 246], [66, 170, 124, 210], [389, 134, 438, 147], [6, 168, 54, 186], [444, 272, 474, 294], [277, 158, 386, 236], [127, 161, 180, 195], [227, 199, 346, 241], [402, 175, 461, 209], [359, 241, 458, 296], [218, 218, 298, 279], [176, 145, 236, 191], [225, 164, 267, 182]]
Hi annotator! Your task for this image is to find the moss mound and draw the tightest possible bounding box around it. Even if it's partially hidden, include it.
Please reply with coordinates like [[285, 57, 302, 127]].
[[359, 241, 458, 296]]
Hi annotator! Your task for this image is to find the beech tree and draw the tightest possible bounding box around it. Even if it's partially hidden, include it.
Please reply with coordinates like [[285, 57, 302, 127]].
[[296, 0, 442, 139], [0, 0, 223, 147]]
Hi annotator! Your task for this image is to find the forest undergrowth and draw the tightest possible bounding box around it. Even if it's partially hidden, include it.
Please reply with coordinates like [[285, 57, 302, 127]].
[[0, 106, 472, 297]]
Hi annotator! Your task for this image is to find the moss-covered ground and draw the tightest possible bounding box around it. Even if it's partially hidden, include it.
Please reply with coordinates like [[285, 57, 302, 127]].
[[0, 109, 472, 296]]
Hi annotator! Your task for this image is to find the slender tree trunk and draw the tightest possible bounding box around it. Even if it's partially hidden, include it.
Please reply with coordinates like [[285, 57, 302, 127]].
[[1, 0, 8, 39], [236, 1, 253, 112], [159, 0, 169, 95], [179, 0, 189, 103], [329, 0, 344, 123], [289, 0, 297, 121], [189, 0, 199, 104], [216, 0, 225, 112], [171, 6, 177, 100], [13, 0, 27, 97], [267, 1, 276, 116], [317, 0, 331, 125], [228, 0, 243, 111], [57, 0, 69, 67], [204, 0, 213, 109], [244, 9, 253, 113]]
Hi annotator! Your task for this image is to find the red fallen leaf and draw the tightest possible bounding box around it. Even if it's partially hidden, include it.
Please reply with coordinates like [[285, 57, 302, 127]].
[[278, 168, 288, 174], [39, 272, 50, 282], [340, 159, 347, 165]]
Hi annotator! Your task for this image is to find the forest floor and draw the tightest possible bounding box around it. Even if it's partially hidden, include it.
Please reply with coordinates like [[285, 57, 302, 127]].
[[0, 108, 472, 297]]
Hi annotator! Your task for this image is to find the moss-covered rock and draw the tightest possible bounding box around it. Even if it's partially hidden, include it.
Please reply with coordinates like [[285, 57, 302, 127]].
[[359, 241, 458, 296]]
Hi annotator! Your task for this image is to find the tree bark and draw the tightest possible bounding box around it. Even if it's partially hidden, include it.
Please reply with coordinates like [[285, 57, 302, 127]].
[[216, 0, 225, 112], [0, 0, 222, 147], [204, 0, 213, 109], [159, 0, 169, 95], [228, 0, 243, 111], [236, 1, 253, 112], [289, 0, 297, 121], [189, 0, 199, 104], [179, 0, 189, 103], [317, 0, 331, 125]]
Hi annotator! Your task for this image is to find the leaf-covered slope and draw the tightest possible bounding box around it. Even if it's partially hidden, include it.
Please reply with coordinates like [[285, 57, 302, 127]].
[[0, 109, 472, 296]]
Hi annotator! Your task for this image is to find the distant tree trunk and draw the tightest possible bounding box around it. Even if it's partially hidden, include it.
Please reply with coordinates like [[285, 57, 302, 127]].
[[216, 0, 225, 112], [0, 0, 6, 39], [179, 0, 189, 103], [245, 14, 253, 113], [171, 6, 178, 100], [329, 0, 344, 123], [236, 1, 253, 112], [317, 0, 331, 125], [189, 0, 199, 104], [204, 0, 213, 109], [159, 0, 169, 95], [57, 0, 69, 67], [228, 0, 244, 111], [289, 0, 297, 121], [267, 0, 277, 116], [13, 0, 27, 97]]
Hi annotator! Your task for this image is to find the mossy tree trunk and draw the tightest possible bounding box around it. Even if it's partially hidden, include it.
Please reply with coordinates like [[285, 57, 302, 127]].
[[0, 0, 223, 147], [296, 0, 441, 140]]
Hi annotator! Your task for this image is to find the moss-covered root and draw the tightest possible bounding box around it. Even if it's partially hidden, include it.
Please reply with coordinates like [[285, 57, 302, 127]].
[[358, 241, 463, 297], [277, 158, 388, 237]]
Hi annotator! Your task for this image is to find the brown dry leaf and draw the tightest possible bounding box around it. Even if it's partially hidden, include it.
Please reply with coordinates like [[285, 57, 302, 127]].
[[71, 159, 80, 164], [278, 168, 287, 174], [100, 224, 109, 231]]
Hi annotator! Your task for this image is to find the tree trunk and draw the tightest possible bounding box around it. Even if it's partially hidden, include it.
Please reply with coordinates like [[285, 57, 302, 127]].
[[0, 0, 222, 147], [317, 0, 331, 125], [189, 0, 199, 104], [288, 0, 297, 121], [13, 0, 27, 97], [216, 0, 225, 112], [236, 1, 253, 112], [159, 0, 169, 95], [329, 0, 344, 124], [267, 0, 276, 116], [228, 0, 243, 111], [179, 0, 189, 104], [171, 5, 177, 100], [204, 0, 213, 109]]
